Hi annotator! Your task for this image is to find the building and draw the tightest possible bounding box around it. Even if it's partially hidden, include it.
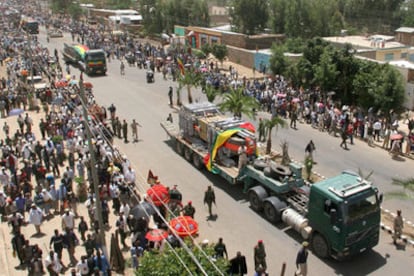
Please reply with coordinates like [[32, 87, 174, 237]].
[[174, 25, 284, 70], [323, 35, 414, 62], [395, 27, 414, 46]]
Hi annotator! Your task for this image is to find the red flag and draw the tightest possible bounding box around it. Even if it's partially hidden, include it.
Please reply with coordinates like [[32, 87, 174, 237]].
[[147, 170, 158, 185]]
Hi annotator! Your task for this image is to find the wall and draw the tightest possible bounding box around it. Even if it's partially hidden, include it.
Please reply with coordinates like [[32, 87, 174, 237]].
[[222, 33, 284, 50], [227, 46, 255, 68]]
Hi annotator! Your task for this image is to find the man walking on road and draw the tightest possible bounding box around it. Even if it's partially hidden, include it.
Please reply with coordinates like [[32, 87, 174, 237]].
[[254, 240, 267, 272], [393, 210, 404, 245], [295, 241, 309, 276], [168, 86, 173, 106], [203, 186, 216, 218], [131, 119, 142, 143]]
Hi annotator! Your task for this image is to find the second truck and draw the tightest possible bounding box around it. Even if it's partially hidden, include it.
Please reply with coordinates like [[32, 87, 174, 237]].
[[161, 102, 382, 260]]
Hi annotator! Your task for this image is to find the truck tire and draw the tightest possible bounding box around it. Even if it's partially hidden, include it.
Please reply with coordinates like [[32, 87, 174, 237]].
[[263, 196, 287, 223], [176, 141, 184, 156], [193, 154, 203, 170], [253, 159, 267, 171], [311, 233, 330, 259], [184, 147, 192, 161], [248, 186, 268, 212], [263, 166, 276, 178], [271, 164, 292, 178]]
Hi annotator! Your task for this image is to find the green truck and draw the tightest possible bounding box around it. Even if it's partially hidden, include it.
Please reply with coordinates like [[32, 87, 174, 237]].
[[161, 102, 382, 259], [62, 43, 107, 75]]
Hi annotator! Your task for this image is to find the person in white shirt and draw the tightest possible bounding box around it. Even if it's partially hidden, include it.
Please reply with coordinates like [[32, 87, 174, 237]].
[[76, 256, 89, 276], [124, 166, 136, 185], [119, 202, 130, 218], [44, 250, 62, 275], [28, 204, 44, 234], [61, 209, 75, 231]]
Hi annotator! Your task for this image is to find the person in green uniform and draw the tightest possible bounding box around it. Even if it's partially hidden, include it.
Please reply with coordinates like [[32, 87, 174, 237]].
[[122, 119, 128, 143], [182, 201, 196, 218], [214, 237, 228, 259], [258, 118, 266, 142], [254, 240, 267, 272], [116, 117, 122, 139], [203, 186, 216, 217]]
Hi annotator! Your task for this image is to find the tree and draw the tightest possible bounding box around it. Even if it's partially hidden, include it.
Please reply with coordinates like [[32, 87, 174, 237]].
[[313, 48, 339, 94], [218, 87, 259, 119], [137, 241, 229, 275], [387, 178, 414, 201], [203, 84, 220, 103], [264, 116, 287, 154], [230, 0, 269, 34], [211, 44, 228, 67], [177, 67, 203, 104], [269, 44, 288, 76]]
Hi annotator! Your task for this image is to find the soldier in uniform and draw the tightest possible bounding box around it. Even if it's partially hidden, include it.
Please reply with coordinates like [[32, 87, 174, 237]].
[[122, 120, 128, 143], [116, 117, 122, 139], [393, 209, 404, 245], [254, 240, 267, 272], [203, 186, 216, 217], [182, 201, 195, 218]]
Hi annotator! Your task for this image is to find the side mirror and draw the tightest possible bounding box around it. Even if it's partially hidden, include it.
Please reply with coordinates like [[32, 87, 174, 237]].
[[379, 193, 383, 204], [330, 209, 337, 224]]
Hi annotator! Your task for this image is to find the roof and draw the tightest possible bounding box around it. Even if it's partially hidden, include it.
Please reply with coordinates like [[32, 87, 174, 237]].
[[395, 27, 414, 33], [389, 60, 414, 70], [312, 171, 374, 201], [323, 35, 407, 50]]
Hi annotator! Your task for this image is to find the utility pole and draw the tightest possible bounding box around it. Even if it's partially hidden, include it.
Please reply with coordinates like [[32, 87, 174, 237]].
[[78, 77, 108, 259]]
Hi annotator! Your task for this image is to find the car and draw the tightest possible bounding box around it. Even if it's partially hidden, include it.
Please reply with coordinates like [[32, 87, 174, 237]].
[[27, 75, 49, 92], [48, 29, 63, 38]]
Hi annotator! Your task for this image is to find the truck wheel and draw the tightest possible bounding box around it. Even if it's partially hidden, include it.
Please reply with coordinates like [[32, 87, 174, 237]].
[[184, 147, 192, 161], [248, 186, 268, 212], [253, 159, 267, 171], [263, 196, 287, 223], [263, 166, 276, 178], [271, 164, 291, 178], [312, 233, 330, 259], [193, 154, 203, 170], [176, 142, 184, 156]]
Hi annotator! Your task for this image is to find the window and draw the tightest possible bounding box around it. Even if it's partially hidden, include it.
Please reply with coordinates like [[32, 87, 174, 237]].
[[401, 53, 408, 59], [384, 53, 394, 61]]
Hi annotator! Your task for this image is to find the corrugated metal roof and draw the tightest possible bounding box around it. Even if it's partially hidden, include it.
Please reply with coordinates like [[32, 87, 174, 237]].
[[395, 27, 414, 33]]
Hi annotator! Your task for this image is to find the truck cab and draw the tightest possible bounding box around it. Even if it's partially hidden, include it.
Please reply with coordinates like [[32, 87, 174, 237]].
[[307, 171, 381, 259]]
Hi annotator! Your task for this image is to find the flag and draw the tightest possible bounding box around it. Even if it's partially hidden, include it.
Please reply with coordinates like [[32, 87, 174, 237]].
[[147, 170, 158, 185], [177, 57, 185, 76]]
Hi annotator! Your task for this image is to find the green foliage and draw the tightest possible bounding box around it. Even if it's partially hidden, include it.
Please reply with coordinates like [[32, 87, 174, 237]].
[[177, 68, 203, 104], [313, 48, 339, 93], [141, 0, 210, 34], [201, 43, 212, 57], [211, 44, 228, 66], [218, 87, 259, 119], [264, 116, 287, 154], [136, 242, 229, 275], [269, 44, 288, 76], [230, 0, 269, 34], [385, 178, 414, 201], [203, 84, 220, 103], [193, 48, 207, 59]]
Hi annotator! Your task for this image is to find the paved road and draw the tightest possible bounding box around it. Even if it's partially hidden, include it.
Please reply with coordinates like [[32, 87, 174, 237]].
[[39, 28, 414, 275]]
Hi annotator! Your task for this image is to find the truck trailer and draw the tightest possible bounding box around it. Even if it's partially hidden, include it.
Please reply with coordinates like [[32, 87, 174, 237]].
[[161, 102, 382, 259], [62, 43, 107, 75]]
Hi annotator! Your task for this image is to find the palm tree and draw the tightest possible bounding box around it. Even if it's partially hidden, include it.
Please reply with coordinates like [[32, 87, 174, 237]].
[[218, 87, 259, 119], [264, 116, 287, 154], [387, 178, 414, 200], [177, 68, 202, 104], [203, 84, 220, 103]]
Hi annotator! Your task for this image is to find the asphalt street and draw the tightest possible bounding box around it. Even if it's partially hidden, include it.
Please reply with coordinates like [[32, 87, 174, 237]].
[[40, 28, 414, 275]]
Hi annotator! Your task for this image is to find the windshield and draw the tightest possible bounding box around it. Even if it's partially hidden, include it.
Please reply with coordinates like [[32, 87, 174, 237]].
[[87, 52, 105, 62], [345, 194, 379, 223]]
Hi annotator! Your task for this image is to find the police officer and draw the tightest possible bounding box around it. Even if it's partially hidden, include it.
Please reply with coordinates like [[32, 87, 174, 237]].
[[182, 201, 195, 218], [122, 119, 128, 143], [168, 87, 173, 106], [254, 240, 267, 272], [393, 210, 404, 245], [203, 186, 216, 218]]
